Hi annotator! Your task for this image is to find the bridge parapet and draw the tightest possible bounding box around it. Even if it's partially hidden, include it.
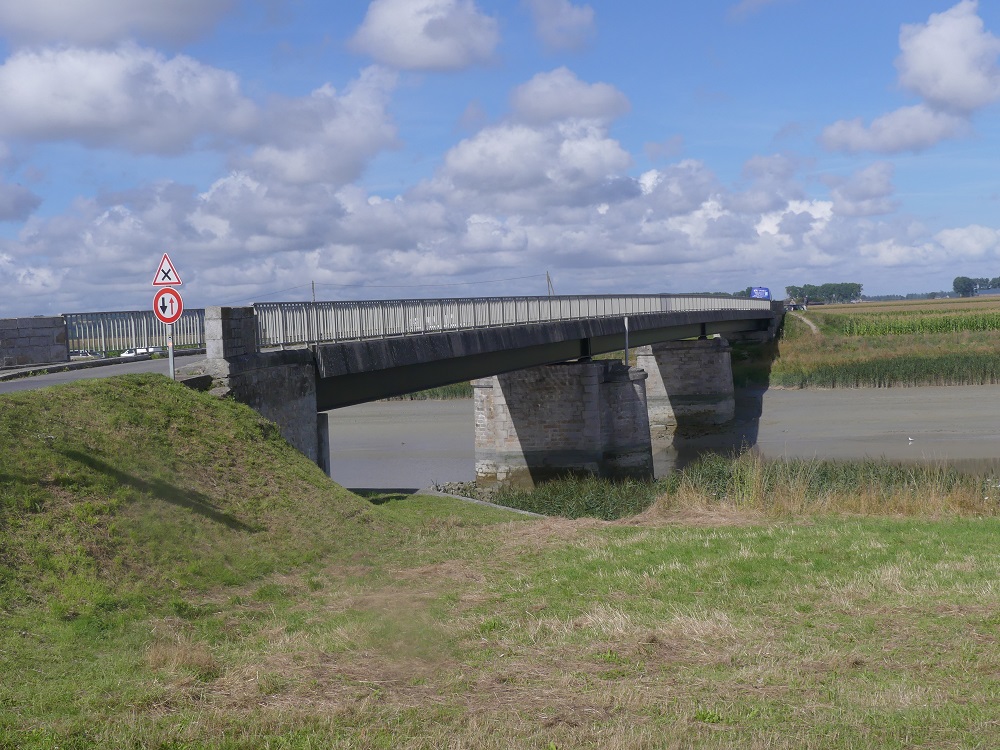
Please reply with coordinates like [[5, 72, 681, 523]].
[[0, 316, 67, 367], [206, 306, 257, 360]]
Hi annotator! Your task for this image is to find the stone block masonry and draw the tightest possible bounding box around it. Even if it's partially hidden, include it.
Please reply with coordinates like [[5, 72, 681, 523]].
[[474, 360, 653, 488], [0, 316, 68, 367], [637, 338, 735, 446]]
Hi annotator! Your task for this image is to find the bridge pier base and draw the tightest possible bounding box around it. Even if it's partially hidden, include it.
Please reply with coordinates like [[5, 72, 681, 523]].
[[187, 306, 321, 464], [636, 338, 735, 446], [474, 360, 653, 488]]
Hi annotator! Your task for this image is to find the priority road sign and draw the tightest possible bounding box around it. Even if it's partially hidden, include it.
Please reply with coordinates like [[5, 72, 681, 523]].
[[153, 287, 184, 325], [152, 253, 183, 286]]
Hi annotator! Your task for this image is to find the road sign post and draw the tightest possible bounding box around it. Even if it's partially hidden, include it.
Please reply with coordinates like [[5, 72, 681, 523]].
[[152, 256, 184, 380]]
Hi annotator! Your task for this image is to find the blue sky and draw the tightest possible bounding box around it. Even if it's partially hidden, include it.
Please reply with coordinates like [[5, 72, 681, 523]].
[[2, 0, 1000, 316]]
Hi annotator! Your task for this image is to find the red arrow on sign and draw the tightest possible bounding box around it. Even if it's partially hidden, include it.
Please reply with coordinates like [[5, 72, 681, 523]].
[[153, 287, 184, 325]]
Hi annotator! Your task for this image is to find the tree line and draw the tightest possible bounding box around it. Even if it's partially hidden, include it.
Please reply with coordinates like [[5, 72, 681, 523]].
[[784, 283, 862, 303], [952, 276, 1000, 297]]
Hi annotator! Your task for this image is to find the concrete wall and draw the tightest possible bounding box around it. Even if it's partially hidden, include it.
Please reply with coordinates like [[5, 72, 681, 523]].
[[637, 338, 735, 446], [0, 316, 68, 367], [183, 307, 320, 463], [474, 360, 652, 487]]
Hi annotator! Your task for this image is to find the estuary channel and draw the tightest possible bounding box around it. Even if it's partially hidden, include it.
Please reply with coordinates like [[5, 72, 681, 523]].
[[324, 385, 1000, 491]]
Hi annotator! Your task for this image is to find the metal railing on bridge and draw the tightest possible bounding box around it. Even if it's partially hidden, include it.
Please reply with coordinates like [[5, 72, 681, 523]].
[[64, 309, 206, 354], [253, 294, 773, 349], [63, 295, 773, 353]]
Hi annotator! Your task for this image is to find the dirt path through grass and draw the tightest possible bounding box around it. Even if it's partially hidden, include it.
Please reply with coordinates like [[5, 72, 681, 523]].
[[788, 310, 820, 333]]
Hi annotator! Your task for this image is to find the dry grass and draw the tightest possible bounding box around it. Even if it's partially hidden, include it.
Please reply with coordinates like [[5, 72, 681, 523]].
[[129, 510, 995, 747], [13, 498, 992, 749], [832, 297, 1000, 314]]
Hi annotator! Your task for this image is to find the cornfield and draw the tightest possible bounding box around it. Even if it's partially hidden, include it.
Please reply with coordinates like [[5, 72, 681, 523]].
[[815, 311, 1000, 336], [729, 297, 1000, 388]]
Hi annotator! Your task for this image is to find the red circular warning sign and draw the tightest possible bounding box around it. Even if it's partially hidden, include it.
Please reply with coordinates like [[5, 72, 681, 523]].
[[153, 287, 184, 325]]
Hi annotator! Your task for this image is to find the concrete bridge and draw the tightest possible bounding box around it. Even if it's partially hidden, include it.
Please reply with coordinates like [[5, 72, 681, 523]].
[[179, 294, 782, 487]]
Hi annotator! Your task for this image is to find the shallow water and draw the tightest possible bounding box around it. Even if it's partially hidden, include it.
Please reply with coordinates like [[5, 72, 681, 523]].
[[325, 385, 1000, 490]]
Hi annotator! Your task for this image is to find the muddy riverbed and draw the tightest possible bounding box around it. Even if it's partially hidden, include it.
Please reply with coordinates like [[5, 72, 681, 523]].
[[325, 385, 1000, 490]]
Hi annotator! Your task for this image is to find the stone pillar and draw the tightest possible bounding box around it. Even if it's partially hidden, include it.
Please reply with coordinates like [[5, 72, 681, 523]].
[[184, 307, 320, 464], [474, 360, 653, 488], [636, 338, 735, 446], [205, 306, 257, 360], [601, 362, 654, 477]]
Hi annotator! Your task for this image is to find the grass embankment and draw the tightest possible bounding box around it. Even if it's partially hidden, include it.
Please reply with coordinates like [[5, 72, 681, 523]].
[[5, 376, 1000, 747], [733, 296, 1000, 388]]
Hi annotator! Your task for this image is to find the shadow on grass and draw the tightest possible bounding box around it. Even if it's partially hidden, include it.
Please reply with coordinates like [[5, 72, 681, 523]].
[[351, 489, 419, 506], [59, 449, 259, 532]]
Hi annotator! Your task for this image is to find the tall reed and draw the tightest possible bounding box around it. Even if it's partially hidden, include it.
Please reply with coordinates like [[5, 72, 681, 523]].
[[655, 450, 997, 517], [486, 452, 1000, 520]]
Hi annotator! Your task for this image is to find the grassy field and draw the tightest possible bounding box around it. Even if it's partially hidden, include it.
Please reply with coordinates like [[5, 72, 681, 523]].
[[4, 376, 1000, 748], [733, 296, 1000, 388]]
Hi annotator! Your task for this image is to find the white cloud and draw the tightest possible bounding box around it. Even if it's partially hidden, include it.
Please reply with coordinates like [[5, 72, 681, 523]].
[[510, 67, 630, 125], [827, 162, 897, 217], [349, 0, 499, 71], [432, 70, 635, 211], [0, 44, 257, 154], [242, 67, 399, 185], [727, 153, 804, 213], [462, 214, 528, 253], [896, 0, 1000, 114], [934, 224, 1000, 257], [820, 104, 967, 154], [2, 141, 986, 315], [0, 0, 236, 46], [522, 0, 595, 51], [822, 1, 1000, 154], [437, 119, 633, 211], [756, 199, 832, 242], [858, 238, 937, 267], [640, 160, 720, 216]]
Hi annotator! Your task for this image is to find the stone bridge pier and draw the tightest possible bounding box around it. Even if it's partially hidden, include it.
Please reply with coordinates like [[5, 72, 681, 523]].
[[636, 338, 735, 447], [474, 339, 737, 487], [473, 360, 653, 488]]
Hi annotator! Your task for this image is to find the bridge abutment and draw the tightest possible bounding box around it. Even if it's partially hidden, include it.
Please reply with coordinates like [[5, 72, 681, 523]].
[[190, 306, 321, 463], [636, 338, 735, 446], [474, 360, 653, 488]]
